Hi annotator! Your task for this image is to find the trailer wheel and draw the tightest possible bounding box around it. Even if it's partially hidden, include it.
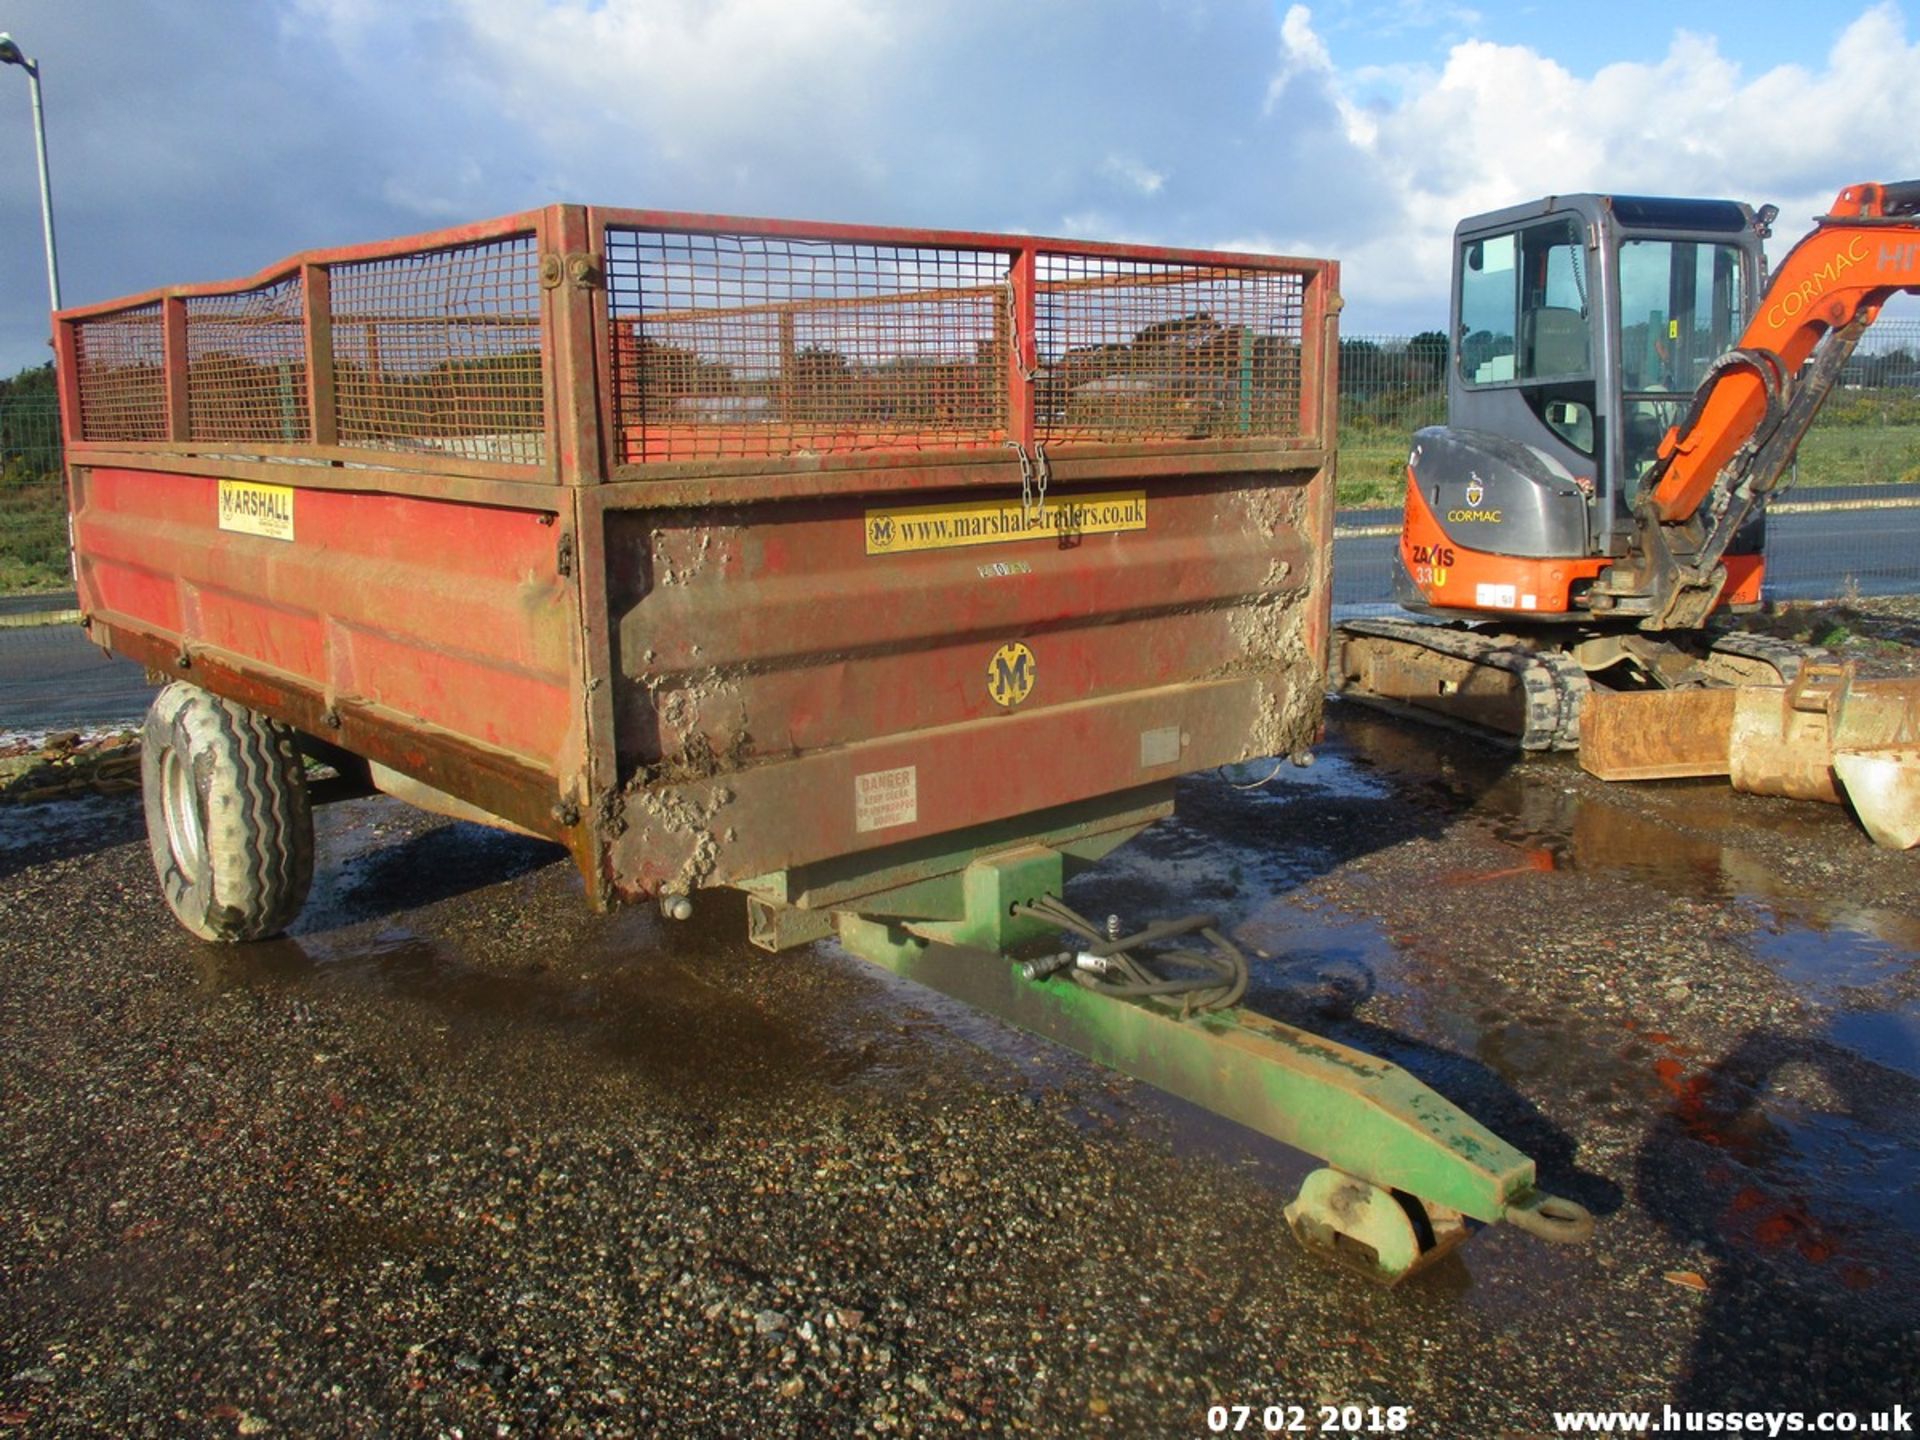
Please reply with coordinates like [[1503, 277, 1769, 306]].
[[140, 682, 315, 942]]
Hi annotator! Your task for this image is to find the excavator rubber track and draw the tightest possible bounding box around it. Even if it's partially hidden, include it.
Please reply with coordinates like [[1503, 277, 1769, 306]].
[[1697, 628, 1824, 687], [1336, 620, 1824, 754], [1337, 619, 1592, 752]]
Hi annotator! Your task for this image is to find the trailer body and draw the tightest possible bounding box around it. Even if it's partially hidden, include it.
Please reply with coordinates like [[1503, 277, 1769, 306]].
[[56, 205, 1338, 922]]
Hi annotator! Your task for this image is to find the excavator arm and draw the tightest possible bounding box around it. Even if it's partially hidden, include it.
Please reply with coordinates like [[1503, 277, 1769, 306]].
[[1598, 180, 1920, 628]]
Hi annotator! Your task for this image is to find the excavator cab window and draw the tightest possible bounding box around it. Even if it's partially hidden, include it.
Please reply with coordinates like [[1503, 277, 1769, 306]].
[[1617, 238, 1746, 480], [1458, 218, 1595, 451]]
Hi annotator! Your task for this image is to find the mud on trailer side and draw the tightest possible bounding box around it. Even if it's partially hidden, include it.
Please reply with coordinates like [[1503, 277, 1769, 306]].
[[56, 204, 1591, 1280]]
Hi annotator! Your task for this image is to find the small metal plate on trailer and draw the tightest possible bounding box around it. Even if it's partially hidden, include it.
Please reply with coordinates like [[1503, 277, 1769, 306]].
[[987, 643, 1037, 708], [1139, 726, 1182, 768], [217, 480, 295, 541]]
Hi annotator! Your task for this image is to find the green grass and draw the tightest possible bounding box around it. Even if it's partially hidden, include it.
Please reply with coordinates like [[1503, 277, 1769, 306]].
[[0, 472, 70, 592], [1335, 433, 1416, 509], [1790, 422, 1920, 487]]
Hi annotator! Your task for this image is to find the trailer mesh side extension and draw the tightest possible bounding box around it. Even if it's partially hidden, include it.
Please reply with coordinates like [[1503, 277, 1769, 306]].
[[1035, 256, 1307, 443], [59, 206, 1331, 473], [74, 303, 167, 443], [329, 235, 545, 464], [605, 230, 1012, 463], [185, 276, 312, 444]]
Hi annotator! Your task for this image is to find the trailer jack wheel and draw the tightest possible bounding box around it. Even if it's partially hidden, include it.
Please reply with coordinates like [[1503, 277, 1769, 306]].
[[1283, 1168, 1469, 1285]]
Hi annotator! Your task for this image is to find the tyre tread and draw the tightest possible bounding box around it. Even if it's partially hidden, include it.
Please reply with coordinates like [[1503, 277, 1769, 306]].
[[140, 681, 314, 942]]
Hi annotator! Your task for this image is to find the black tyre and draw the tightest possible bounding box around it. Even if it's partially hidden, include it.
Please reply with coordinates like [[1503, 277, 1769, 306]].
[[140, 681, 315, 942]]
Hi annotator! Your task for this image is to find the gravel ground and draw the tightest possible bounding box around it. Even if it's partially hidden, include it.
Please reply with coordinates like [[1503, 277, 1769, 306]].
[[2, 695, 1917, 1437]]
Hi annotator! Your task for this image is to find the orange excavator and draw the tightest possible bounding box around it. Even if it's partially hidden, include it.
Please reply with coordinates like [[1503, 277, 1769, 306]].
[[1338, 179, 1920, 754]]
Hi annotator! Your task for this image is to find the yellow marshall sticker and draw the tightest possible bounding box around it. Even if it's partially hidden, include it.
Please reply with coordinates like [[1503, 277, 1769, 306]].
[[866, 490, 1146, 556], [987, 642, 1036, 708], [217, 479, 295, 541]]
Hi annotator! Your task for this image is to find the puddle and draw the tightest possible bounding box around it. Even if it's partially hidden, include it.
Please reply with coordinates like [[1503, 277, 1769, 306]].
[[1749, 923, 1920, 1078], [0, 791, 145, 878], [174, 799, 923, 1107], [1323, 707, 1920, 1299], [1828, 1010, 1920, 1078], [1041, 706, 1920, 1303]]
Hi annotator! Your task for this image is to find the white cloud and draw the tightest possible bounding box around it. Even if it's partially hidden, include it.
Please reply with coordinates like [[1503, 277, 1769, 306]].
[[1267, 5, 1379, 149], [1273, 2, 1920, 326], [447, 0, 898, 167], [1101, 154, 1167, 197], [283, 0, 905, 206], [1, 0, 1912, 374], [1266, 2, 1335, 106]]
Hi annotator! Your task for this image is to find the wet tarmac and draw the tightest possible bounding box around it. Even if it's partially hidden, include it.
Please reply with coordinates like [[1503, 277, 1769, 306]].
[[1, 703, 1916, 1436]]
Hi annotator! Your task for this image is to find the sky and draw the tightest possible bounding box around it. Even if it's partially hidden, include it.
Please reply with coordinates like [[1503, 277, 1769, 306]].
[[0, 0, 1913, 376]]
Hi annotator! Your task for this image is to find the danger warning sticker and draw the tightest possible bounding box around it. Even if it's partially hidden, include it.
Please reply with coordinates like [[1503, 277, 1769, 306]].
[[854, 765, 918, 834]]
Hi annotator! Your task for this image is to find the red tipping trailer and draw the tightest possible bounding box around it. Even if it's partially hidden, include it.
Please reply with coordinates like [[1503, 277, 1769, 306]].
[[57, 205, 1337, 927], [55, 206, 1595, 1280]]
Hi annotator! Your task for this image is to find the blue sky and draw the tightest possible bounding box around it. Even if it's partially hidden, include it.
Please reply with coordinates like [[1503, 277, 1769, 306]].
[[0, 0, 1912, 375], [1320, 1, 1803, 75]]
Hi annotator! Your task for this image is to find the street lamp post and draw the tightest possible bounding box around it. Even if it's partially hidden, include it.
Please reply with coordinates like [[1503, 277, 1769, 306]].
[[0, 33, 60, 315]]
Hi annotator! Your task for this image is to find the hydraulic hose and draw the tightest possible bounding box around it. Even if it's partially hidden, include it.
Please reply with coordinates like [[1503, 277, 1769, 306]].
[[1012, 896, 1249, 1014]]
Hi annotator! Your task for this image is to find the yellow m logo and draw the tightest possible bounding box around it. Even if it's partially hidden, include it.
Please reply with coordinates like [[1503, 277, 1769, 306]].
[[987, 642, 1036, 707]]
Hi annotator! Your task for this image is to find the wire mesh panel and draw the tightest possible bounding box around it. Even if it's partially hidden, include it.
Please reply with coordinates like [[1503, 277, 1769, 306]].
[[330, 235, 545, 465], [1034, 256, 1306, 443], [0, 393, 67, 592], [73, 304, 167, 443], [185, 275, 312, 444], [605, 230, 1011, 463]]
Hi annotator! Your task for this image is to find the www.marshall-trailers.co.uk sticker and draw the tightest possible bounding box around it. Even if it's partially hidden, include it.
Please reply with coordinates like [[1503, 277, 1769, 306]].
[[864, 490, 1146, 556], [217, 479, 295, 541]]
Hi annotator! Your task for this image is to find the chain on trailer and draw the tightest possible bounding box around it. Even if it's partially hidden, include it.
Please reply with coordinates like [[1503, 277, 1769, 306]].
[[1002, 274, 1050, 523], [1003, 439, 1051, 523]]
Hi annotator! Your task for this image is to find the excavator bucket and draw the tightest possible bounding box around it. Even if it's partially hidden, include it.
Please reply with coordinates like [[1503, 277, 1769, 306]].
[[1579, 688, 1737, 780], [1727, 665, 1847, 804], [1728, 662, 1920, 848], [1832, 747, 1920, 849]]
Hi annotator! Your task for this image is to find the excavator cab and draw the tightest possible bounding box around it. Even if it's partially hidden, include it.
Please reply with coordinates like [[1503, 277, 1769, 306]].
[[1396, 193, 1769, 618]]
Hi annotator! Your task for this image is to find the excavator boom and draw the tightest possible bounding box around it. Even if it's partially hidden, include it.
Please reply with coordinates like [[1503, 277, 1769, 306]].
[[1648, 180, 1920, 525], [1591, 180, 1920, 629]]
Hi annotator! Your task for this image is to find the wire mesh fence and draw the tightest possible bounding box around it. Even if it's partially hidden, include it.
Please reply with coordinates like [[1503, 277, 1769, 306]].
[[0, 391, 66, 594], [603, 229, 1012, 463], [329, 235, 545, 464], [1337, 320, 1920, 504], [3, 319, 1915, 598], [600, 226, 1313, 463], [1334, 320, 1920, 605]]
